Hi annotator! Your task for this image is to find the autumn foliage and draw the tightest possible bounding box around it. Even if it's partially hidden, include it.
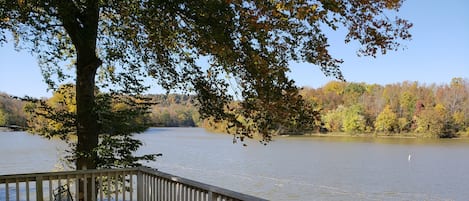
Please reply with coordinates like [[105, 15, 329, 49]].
[[302, 78, 469, 137]]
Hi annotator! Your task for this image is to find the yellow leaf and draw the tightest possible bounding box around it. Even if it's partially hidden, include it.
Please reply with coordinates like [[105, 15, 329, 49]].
[[276, 2, 284, 11], [311, 4, 317, 11]]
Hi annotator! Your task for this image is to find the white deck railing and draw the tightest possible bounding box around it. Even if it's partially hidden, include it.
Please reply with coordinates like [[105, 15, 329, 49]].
[[0, 167, 268, 201]]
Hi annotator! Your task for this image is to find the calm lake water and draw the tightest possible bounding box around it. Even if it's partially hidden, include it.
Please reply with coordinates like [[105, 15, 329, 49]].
[[1, 128, 469, 201]]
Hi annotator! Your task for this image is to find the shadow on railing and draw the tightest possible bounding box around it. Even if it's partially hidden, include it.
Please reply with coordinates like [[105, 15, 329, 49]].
[[0, 167, 268, 201]]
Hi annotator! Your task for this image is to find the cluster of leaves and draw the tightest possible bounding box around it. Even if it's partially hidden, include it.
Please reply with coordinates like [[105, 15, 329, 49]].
[[203, 96, 320, 142], [303, 78, 469, 137], [23, 84, 159, 168], [322, 104, 366, 133]]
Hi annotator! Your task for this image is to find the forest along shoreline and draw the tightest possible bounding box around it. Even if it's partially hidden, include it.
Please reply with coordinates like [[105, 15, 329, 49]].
[[1, 78, 468, 139]]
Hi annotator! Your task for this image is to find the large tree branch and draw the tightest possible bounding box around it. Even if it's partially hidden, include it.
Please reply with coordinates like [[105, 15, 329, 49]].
[[55, 0, 99, 58], [55, 0, 81, 48]]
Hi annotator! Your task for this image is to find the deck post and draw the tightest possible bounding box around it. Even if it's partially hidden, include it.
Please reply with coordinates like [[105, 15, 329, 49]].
[[137, 170, 143, 201], [35, 176, 44, 201]]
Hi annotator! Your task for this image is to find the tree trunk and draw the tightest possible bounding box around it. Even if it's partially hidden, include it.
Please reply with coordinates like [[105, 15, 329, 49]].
[[75, 53, 101, 201], [55, 2, 101, 200], [76, 54, 100, 170], [55, 0, 101, 171]]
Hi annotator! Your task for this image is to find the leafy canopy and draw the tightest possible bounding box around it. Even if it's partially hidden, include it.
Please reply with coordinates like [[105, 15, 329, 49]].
[[1, 0, 411, 141]]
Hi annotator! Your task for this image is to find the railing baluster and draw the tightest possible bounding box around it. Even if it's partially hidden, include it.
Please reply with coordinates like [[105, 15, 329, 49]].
[[180, 185, 184, 201], [150, 174, 154, 201], [148, 175, 151, 201], [162, 179, 165, 201], [98, 173, 103, 201], [152, 177, 154, 201], [154, 176, 158, 201], [174, 182, 178, 201], [208, 191, 214, 201], [35, 176, 43, 201], [147, 174, 151, 201], [184, 186, 188, 201], [142, 174, 146, 201], [144, 174, 148, 201], [162, 178, 166, 201], [91, 173, 96, 201], [156, 176, 160, 201], [85, 174, 89, 201], [166, 180, 170, 201], [121, 172, 126, 201], [48, 178, 52, 201], [166, 179, 170, 201], [137, 170, 143, 201], [105, 172, 111, 201], [26, 179, 30, 201], [168, 180, 171, 201], [58, 176, 62, 201], [200, 189, 204, 201], [149, 175, 152, 201], [175, 182, 179, 201], [6, 181, 9, 201], [155, 177, 159, 201], [169, 179, 173, 201], [129, 173, 133, 201], [114, 172, 118, 201], [149, 174, 152, 201], [190, 187, 193, 201], [170, 179, 173, 201], [15, 178, 19, 201], [194, 189, 198, 201], [172, 182, 176, 201], [66, 175, 71, 201], [75, 175, 79, 201]]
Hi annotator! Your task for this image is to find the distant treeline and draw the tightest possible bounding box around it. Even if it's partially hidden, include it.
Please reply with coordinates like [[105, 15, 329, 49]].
[[203, 78, 469, 138], [2, 77, 468, 138], [0, 92, 200, 128]]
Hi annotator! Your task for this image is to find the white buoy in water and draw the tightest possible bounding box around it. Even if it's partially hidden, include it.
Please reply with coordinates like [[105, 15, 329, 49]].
[[408, 154, 412, 161]]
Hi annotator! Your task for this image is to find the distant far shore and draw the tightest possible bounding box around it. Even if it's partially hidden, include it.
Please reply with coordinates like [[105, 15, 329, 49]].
[[278, 132, 469, 139], [0, 127, 12, 132], [0, 126, 26, 132]]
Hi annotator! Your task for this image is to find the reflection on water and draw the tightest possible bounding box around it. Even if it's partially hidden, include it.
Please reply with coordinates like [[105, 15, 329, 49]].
[[2, 128, 469, 201]]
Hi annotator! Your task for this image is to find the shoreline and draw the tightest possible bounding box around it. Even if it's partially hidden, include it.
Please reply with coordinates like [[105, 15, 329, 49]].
[[0, 127, 12, 132], [277, 132, 469, 140], [202, 126, 469, 140]]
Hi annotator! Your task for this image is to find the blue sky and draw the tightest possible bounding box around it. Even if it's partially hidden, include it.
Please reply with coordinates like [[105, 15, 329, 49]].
[[1, 0, 468, 98]]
